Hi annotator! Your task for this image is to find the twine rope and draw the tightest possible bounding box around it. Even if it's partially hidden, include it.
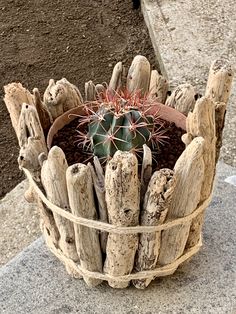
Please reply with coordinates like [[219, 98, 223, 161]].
[[43, 224, 202, 281], [24, 168, 212, 235]]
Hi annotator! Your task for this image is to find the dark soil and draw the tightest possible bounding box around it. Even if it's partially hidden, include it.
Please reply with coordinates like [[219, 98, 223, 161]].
[[52, 117, 186, 173], [0, 0, 157, 198]]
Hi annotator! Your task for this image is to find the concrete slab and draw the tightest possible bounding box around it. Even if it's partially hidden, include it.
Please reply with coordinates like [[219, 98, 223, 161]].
[[141, 0, 236, 167], [0, 161, 235, 314]]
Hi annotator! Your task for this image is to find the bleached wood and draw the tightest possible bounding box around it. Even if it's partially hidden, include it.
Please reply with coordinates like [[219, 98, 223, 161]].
[[127, 55, 151, 96], [186, 59, 234, 249], [37, 198, 60, 246], [41, 146, 78, 261], [4, 82, 34, 136], [205, 59, 233, 104], [158, 137, 205, 265], [186, 96, 216, 201], [88, 157, 108, 253], [95, 84, 105, 97], [66, 163, 103, 287], [133, 168, 176, 289], [85, 80, 96, 101], [43, 78, 83, 120], [149, 70, 169, 103], [33, 88, 52, 133], [165, 83, 196, 115], [104, 151, 140, 288], [140, 144, 152, 202], [17, 104, 47, 180], [109, 61, 123, 91]]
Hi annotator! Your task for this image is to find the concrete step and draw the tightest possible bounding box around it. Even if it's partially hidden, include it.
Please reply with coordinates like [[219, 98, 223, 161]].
[[0, 161, 235, 314]]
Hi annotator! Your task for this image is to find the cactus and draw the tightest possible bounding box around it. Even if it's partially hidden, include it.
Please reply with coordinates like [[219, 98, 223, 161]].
[[77, 89, 166, 161]]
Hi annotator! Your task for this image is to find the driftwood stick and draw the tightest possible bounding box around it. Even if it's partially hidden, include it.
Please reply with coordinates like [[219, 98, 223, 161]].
[[186, 60, 234, 249], [109, 61, 123, 92], [205, 59, 233, 104], [17, 104, 47, 181], [140, 144, 152, 202], [43, 78, 83, 120], [37, 198, 60, 246], [66, 163, 103, 287], [127, 55, 151, 96], [4, 82, 35, 137], [41, 146, 78, 261], [165, 83, 196, 115], [33, 88, 52, 133], [158, 137, 205, 265], [149, 70, 169, 103], [104, 151, 140, 288], [85, 80, 96, 101], [88, 157, 108, 253], [133, 169, 176, 289]]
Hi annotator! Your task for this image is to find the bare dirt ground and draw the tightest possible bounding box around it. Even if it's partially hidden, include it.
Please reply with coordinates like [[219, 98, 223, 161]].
[[0, 0, 157, 265]]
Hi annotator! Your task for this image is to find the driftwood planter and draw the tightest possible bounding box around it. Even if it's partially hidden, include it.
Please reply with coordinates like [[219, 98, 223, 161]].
[[4, 56, 233, 289]]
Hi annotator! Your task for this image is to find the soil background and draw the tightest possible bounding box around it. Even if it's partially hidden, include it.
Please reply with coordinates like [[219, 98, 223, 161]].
[[0, 0, 157, 264]]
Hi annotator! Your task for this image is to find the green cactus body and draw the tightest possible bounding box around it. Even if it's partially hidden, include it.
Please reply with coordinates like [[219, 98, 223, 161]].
[[88, 107, 154, 159]]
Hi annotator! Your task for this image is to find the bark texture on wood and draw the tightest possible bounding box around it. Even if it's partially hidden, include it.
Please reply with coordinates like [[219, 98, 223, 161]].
[[88, 157, 108, 253], [205, 59, 233, 104], [109, 61, 123, 92], [43, 78, 83, 120], [140, 144, 152, 202], [17, 104, 47, 180], [165, 83, 196, 115], [158, 137, 205, 265], [4, 82, 34, 136], [127, 55, 151, 96], [133, 169, 176, 289], [41, 146, 78, 261], [104, 151, 140, 288], [37, 198, 60, 246], [33, 88, 52, 133], [66, 163, 103, 287], [85, 80, 96, 101], [149, 70, 169, 103]]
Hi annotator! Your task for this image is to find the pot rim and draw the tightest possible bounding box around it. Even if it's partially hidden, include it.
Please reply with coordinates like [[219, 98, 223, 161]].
[[47, 103, 187, 150]]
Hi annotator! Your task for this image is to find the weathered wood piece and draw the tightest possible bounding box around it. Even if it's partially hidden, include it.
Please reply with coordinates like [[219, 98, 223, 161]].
[[41, 146, 78, 261], [95, 84, 105, 97], [205, 59, 233, 104], [88, 157, 108, 253], [66, 163, 103, 287], [4, 82, 34, 136], [186, 60, 234, 249], [133, 168, 176, 289], [43, 78, 83, 120], [205, 59, 234, 161], [127, 55, 151, 96], [104, 151, 140, 288], [109, 61, 123, 92], [140, 144, 152, 202], [37, 198, 60, 247], [33, 88, 52, 133], [186, 96, 216, 202], [149, 70, 169, 103], [85, 80, 96, 101], [158, 137, 205, 265], [17, 103, 47, 180], [165, 83, 196, 115]]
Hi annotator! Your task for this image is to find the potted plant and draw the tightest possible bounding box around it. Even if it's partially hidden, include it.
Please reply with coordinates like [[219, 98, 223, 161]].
[[4, 56, 233, 289]]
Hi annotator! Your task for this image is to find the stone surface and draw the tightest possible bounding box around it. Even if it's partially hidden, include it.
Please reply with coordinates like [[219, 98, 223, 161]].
[[0, 180, 40, 266], [0, 161, 235, 314], [141, 0, 236, 167]]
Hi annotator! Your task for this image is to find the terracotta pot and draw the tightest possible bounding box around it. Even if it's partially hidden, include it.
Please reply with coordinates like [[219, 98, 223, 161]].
[[47, 104, 186, 150]]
